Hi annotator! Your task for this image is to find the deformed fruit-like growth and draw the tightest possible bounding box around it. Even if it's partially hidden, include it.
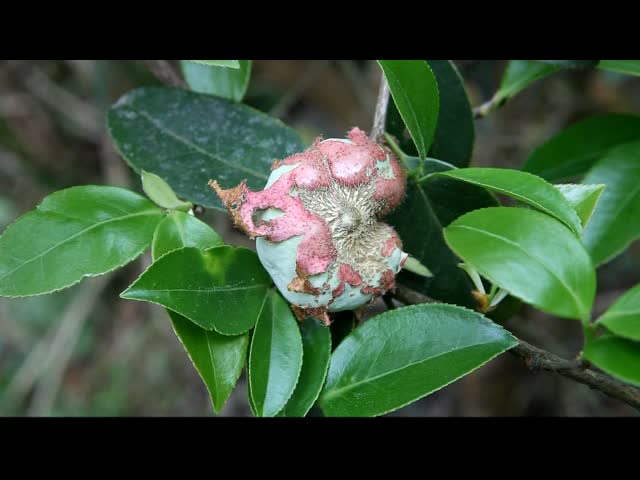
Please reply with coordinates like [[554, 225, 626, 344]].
[[210, 127, 409, 326]]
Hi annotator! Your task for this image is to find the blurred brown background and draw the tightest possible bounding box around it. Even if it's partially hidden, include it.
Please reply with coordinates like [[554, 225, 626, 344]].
[[0, 60, 639, 416]]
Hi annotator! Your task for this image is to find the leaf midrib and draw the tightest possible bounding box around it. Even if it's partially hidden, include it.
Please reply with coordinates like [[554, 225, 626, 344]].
[[130, 107, 269, 181], [439, 173, 580, 234], [450, 224, 587, 319], [0, 209, 161, 282], [126, 284, 267, 294], [322, 338, 507, 401]]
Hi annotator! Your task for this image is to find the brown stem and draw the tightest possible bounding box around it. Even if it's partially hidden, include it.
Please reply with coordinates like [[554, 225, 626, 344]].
[[391, 286, 640, 410], [369, 73, 390, 143], [143, 60, 187, 88]]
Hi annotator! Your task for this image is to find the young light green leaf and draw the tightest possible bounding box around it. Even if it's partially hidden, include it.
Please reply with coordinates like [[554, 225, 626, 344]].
[[444, 207, 596, 323], [426, 168, 583, 236], [278, 317, 331, 417], [249, 289, 303, 417], [0, 186, 164, 297], [583, 335, 640, 386], [494, 60, 559, 105], [596, 284, 640, 341], [318, 303, 517, 417], [402, 256, 433, 278], [523, 114, 640, 181], [425, 60, 475, 167], [378, 60, 439, 162], [121, 246, 272, 335], [150, 209, 241, 413], [190, 60, 240, 69], [598, 60, 640, 76], [180, 60, 252, 102], [107, 87, 304, 210], [387, 160, 498, 308], [554, 184, 605, 229], [151, 210, 223, 260], [141, 170, 193, 211], [582, 140, 640, 266]]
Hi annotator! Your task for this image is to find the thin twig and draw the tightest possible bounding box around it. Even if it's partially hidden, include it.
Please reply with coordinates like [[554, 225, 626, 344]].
[[511, 339, 640, 410], [391, 285, 640, 410], [144, 60, 187, 88], [393, 285, 435, 306], [369, 74, 390, 143]]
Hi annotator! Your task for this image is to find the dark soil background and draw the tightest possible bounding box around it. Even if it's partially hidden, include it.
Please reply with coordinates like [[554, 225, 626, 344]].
[[1, 60, 638, 416]]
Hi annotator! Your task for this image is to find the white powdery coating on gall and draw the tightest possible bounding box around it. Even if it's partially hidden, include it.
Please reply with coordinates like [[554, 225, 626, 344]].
[[255, 152, 407, 313]]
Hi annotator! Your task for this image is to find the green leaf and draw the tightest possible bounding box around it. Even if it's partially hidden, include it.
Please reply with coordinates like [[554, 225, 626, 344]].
[[427, 168, 583, 235], [554, 184, 605, 229], [388, 160, 498, 307], [494, 60, 559, 105], [385, 99, 418, 158], [249, 289, 303, 417], [278, 317, 331, 417], [0, 186, 164, 297], [583, 335, 640, 386], [190, 60, 240, 69], [141, 170, 193, 211], [598, 60, 640, 76], [426, 60, 475, 167], [107, 87, 304, 210], [523, 114, 640, 181], [378, 60, 439, 162], [151, 210, 223, 260], [121, 246, 272, 335], [150, 209, 243, 412], [169, 311, 248, 412], [444, 207, 596, 323], [596, 284, 640, 341], [582, 140, 640, 266], [535, 60, 599, 69], [318, 303, 517, 417], [180, 60, 252, 102]]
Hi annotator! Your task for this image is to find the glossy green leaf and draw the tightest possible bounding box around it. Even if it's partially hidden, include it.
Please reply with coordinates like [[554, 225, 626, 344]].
[[278, 317, 331, 417], [598, 60, 640, 76], [190, 60, 240, 69], [388, 160, 497, 307], [151, 210, 223, 260], [378, 60, 439, 162], [141, 170, 192, 211], [318, 303, 517, 417], [249, 289, 303, 417], [426, 60, 475, 167], [385, 99, 418, 157], [494, 60, 559, 105], [181, 60, 252, 102], [121, 246, 272, 335], [169, 311, 248, 412], [427, 168, 583, 235], [582, 140, 640, 266], [523, 114, 640, 181], [0, 186, 164, 297], [583, 335, 640, 386], [150, 209, 242, 412], [535, 60, 599, 69], [444, 207, 596, 322], [107, 87, 304, 210], [555, 184, 605, 228], [597, 284, 640, 341]]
